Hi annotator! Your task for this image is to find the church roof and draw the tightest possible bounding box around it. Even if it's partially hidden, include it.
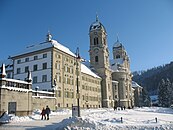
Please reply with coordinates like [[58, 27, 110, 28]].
[[113, 40, 125, 49], [81, 63, 101, 79], [89, 15, 106, 32]]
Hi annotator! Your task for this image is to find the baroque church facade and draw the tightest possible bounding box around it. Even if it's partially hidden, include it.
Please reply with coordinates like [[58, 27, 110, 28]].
[[88, 16, 133, 108]]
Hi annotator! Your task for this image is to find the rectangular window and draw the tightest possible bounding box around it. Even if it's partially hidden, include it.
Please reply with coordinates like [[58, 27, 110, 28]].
[[58, 90, 61, 97], [17, 68, 21, 74], [17, 60, 21, 64], [57, 75, 61, 83], [42, 75, 47, 82], [42, 63, 47, 69], [33, 76, 37, 83], [55, 63, 57, 69], [33, 65, 38, 71], [65, 92, 69, 98], [25, 66, 29, 73], [7, 73, 11, 78], [43, 53, 47, 58], [25, 58, 29, 62], [57, 64, 60, 70], [34, 56, 38, 60]]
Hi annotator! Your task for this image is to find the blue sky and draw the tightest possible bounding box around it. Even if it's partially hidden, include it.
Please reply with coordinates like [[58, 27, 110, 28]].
[[0, 0, 173, 71]]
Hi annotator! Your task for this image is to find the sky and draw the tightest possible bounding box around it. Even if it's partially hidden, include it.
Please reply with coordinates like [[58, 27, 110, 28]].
[[0, 0, 173, 72]]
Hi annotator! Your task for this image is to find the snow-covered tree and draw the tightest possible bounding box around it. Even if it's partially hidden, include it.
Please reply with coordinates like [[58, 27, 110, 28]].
[[158, 78, 172, 107], [142, 88, 151, 107]]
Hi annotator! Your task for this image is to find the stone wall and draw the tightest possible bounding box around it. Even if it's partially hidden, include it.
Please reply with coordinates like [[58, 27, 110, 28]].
[[32, 96, 56, 111], [0, 87, 32, 116]]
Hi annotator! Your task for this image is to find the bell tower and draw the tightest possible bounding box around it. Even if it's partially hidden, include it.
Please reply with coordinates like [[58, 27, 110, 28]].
[[89, 15, 113, 107], [113, 36, 130, 70]]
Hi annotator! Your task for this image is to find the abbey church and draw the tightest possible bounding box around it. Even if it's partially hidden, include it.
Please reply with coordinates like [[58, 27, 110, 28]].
[[0, 16, 136, 115], [88, 16, 133, 108]]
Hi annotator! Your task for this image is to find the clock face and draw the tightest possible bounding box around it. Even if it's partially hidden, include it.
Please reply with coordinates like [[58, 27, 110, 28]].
[[94, 32, 97, 35]]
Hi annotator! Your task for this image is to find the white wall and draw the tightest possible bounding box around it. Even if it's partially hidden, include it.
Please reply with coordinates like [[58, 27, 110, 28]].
[[13, 51, 52, 90]]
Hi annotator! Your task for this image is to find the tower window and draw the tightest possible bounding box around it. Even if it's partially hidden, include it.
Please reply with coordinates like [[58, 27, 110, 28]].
[[116, 55, 120, 59], [95, 56, 98, 62], [103, 38, 106, 45], [94, 37, 98, 45]]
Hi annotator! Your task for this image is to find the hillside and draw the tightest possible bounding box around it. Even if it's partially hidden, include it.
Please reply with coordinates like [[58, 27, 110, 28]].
[[133, 61, 173, 95]]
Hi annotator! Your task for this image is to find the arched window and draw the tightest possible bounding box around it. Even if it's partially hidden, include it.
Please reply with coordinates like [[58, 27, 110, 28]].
[[94, 37, 98, 45], [95, 56, 98, 62]]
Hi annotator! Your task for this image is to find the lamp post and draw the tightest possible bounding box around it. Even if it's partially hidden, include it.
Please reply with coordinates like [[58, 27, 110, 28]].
[[76, 47, 80, 117]]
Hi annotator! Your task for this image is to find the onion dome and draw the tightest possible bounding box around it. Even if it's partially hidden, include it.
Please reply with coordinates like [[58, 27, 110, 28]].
[[113, 35, 125, 49], [89, 15, 106, 32]]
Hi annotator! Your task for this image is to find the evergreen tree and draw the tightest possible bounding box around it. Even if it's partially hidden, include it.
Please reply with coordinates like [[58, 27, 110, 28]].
[[158, 78, 172, 107], [142, 88, 151, 107]]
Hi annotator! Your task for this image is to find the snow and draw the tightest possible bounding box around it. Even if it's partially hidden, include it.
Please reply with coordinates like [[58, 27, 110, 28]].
[[11, 39, 76, 58], [89, 21, 106, 32], [132, 81, 142, 88], [1, 85, 31, 92], [0, 78, 30, 84], [0, 107, 173, 130], [81, 63, 100, 79], [113, 42, 123, 48]]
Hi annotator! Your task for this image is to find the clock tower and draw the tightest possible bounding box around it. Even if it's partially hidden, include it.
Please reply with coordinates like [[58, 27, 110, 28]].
[[89, 16, 113, 107]]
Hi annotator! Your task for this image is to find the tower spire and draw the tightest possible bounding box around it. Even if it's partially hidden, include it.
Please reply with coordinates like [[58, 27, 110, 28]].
[[116, 33, 119, 42], [96, 13, 99, 22]]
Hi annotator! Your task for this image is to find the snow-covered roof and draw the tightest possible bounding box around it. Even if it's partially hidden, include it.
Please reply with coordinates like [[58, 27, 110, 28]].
[[113, 41, 125, 49], [89, 21, 106, 32], [1, 85, 31, 92], [11, 39, 76, 58], [132, 81, 142, 88], [81, 63, 101, 79], [1, 78, 30, 84], [110, 58, 125, 72], [150, 95, 158, 101]]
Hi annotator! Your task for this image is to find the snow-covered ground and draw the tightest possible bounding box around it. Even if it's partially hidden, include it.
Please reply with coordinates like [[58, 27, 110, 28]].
[[0, 107, 173, 130]]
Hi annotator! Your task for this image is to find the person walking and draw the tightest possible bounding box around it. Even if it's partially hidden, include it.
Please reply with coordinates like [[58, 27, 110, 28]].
[[45, 105, 51, 120], [41, 107, 46, 120]]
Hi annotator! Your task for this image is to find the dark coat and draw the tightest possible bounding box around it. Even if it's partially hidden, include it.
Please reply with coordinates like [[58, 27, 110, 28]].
[[41, 109, 46, 115], [45, 107, 50, 114]]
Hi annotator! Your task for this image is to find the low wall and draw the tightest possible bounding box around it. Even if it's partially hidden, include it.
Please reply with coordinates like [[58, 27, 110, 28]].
[[32, 96, 56, 111], [0, 88, 32, 116]]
